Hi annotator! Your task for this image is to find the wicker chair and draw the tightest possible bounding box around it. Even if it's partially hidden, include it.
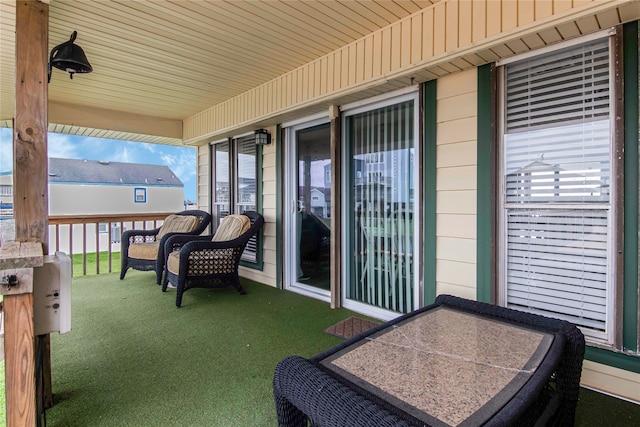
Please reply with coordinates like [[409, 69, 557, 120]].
[[120, 210, 211, 284], [161, 211, 265, 308]]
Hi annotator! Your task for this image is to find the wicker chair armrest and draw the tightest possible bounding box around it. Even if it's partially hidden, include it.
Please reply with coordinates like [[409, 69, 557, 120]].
[[181, 238, 246, 252], [164, 234, 213, 254], [273, 356, 410, 427], [122, 228, 161, 243]]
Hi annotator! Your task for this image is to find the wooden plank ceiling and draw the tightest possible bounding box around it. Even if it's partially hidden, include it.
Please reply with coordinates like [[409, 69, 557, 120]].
[[0, 0, 439, 144]]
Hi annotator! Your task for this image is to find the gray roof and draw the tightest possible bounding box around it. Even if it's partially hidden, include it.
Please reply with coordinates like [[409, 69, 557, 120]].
[[47, 158, 183, 187]]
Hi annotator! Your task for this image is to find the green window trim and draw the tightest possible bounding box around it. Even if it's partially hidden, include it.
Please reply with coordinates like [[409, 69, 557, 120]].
[[622, 21, 639, 353], [476, 64, 494, 304], [422, 80, 437, 306], [585, 347, 640, 374]]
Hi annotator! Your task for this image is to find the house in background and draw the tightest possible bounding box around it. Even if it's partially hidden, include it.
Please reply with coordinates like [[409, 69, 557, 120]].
[[2, 158, 185, 251], [0, 171, 12, 218], [49, 158, 185, 253], [47, 158, 184, 216]]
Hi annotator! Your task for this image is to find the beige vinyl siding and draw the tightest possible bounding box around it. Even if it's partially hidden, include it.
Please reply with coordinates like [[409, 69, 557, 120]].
[[435, 68, 478, 299], [581, 361, 640, 403], [238, 126, 278, 287], [196, 145, 210, 215], [183, 0, 638, 143]]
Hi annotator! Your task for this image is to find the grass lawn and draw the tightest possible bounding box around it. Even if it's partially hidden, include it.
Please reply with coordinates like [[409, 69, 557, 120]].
[[70, 252, 121, 277]]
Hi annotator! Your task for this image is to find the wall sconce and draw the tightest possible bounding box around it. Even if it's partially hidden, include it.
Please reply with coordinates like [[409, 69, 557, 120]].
[[255, 129, 271, 145], [48, 31, 93, 83]]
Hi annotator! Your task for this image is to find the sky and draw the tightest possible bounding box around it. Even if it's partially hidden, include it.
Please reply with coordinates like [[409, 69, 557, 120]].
[[0, 127, 197, 201]]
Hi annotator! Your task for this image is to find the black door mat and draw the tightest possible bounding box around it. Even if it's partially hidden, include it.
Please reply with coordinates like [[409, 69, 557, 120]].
[[325, 316, 381, 339]]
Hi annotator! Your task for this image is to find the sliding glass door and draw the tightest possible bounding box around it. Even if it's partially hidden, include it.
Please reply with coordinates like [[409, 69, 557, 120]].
[[344, 93, 418, 316], [284, 119, 332, 298]]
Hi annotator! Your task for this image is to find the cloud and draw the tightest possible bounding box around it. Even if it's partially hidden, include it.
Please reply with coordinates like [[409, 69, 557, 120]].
[[48, 133, 81, 158], [109, 145, 132, 163], [160, 148, 197, 188], [139, 142, 158, 154]]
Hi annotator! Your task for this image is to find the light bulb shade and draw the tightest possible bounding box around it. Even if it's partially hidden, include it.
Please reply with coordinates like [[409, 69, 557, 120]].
[[48, 31, 93, 82], [254, 129, 271, 145]]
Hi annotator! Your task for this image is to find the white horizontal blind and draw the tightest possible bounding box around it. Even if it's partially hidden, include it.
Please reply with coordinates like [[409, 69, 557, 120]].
[[506, 209, 608, 331], [503, 38, 612, 335], [505, 38, 610, 133]]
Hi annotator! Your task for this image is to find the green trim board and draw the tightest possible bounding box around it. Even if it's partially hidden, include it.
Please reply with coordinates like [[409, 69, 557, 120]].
[[585, 346, 640, 374], [422, 80, 437, 306], [476, 64, 493, 304], [622, 21, 639, 354]]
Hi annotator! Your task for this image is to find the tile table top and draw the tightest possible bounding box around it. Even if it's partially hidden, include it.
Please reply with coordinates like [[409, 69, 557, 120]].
[[320, 306, 554, 427]]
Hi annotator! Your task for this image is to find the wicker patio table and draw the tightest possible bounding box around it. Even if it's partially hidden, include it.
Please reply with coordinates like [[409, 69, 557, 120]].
[[273, 294, 584, 427]]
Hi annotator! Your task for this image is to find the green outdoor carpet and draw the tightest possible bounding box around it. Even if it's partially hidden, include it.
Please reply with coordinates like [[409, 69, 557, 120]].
[[44, 271, 353, 427], [18, 270, 640, 426]]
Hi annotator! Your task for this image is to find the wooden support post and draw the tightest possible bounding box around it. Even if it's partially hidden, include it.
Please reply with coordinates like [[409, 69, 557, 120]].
[[1, 242, 44, 427], [6, 1, 50, 426], [14, 2, 49, 240]]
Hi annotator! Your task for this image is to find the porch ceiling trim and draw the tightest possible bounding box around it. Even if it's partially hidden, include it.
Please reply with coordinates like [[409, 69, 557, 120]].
[[183, 0, 639, 145]]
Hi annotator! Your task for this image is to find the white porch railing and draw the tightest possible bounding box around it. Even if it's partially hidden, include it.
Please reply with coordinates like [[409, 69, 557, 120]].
[[47, 213, 174, 276]]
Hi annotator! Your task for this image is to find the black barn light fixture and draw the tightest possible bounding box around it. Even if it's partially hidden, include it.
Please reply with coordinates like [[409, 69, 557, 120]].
[[254, 129, 271, 145], [48, 31, 93, 83]]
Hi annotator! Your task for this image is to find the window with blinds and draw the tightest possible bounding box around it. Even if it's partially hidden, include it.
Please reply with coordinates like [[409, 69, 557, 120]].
[[501, 36, 613, 340], [212, 135, 259, 263]]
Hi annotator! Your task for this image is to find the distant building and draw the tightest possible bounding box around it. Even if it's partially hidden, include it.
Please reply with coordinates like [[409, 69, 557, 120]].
[[1, 158, 186, 251], [0, 171, 12, 218], [47, 158, 185, 215]]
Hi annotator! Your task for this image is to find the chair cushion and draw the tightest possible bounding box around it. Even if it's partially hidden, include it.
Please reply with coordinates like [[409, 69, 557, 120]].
[[157, 214, 199, 239], [167, 251, 180, 275], [212, 215, 251, 241], [129, 242, 160, 260]]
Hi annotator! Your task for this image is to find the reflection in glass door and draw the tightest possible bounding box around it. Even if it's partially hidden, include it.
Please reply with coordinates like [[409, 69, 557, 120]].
[[345, 96, 417, 315], [286, 121, 332, 294]]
